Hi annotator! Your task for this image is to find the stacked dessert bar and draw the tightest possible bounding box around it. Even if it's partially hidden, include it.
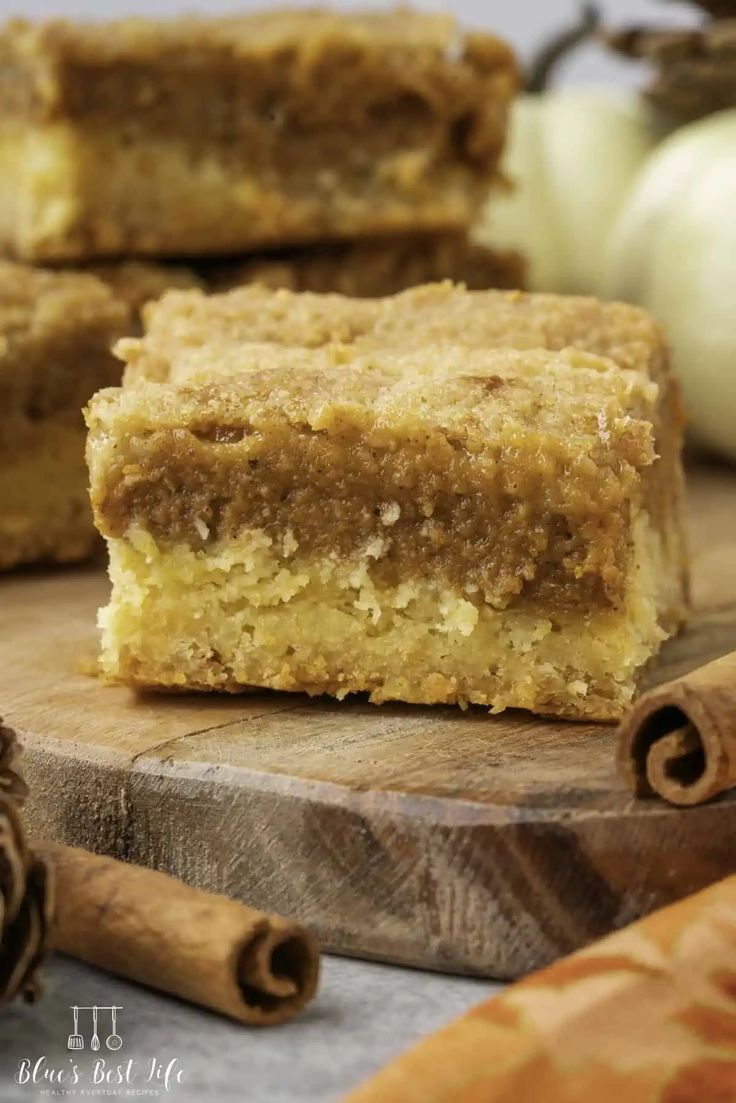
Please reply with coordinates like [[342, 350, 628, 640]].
[[0, 10, 519, 569], [0, 12, 518, 261]]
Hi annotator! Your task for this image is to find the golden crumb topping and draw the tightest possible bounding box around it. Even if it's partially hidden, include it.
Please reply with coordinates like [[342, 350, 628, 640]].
[[124, 282, 668, 386], [0, 260, 127, 338], [105, 342, 656, 459]]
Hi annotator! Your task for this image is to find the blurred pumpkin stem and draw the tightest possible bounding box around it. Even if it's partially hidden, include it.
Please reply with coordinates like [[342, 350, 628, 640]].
[[527, 4, 602, 92]]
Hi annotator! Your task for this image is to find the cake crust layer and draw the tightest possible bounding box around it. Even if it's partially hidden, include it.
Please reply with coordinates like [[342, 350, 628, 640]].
[[99, 518, 670, 721]]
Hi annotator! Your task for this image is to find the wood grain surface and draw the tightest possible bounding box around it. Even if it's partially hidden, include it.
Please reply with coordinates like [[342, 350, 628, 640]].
[[2, 462, 736, 980]]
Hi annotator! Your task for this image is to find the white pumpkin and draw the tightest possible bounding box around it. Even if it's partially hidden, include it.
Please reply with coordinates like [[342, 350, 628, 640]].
[[475, 90, 657, 295], [603, 110, 736, 461]]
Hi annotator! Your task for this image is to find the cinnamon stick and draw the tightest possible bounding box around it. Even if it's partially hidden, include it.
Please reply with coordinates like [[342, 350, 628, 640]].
[[345, 874, 736, 1102], [617, 649, 736, 806], [37, 842, 319, 1026]]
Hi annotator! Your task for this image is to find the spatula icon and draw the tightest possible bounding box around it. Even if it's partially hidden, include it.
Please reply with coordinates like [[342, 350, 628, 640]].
[[67, 1006, 84, 1051]]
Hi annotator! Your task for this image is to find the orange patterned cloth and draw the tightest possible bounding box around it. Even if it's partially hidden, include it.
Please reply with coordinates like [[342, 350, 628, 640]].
[[345, 877, 736, 1102]]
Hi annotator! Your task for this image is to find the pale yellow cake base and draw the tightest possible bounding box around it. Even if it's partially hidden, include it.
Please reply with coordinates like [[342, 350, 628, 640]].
[[99, 511, 675, 721], [0, 122, 482, 262], [0, 421, 98, 569]]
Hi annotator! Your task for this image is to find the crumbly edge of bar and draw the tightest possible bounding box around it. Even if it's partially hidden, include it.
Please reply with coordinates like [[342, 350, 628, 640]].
[[97, 506, 678, 721], [644, 371, 688, 619]]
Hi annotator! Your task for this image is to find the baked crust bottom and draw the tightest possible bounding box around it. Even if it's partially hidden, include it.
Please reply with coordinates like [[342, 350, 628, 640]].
[[99, 512, 677, 722], [0, 123, 491, 262], [0, 421, 98, 569]]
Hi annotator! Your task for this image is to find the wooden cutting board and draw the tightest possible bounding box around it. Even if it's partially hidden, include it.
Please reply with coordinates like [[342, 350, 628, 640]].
[[3, 462, 736, 980]]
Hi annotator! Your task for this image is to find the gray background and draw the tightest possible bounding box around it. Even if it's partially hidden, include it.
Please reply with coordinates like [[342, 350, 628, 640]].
[[0, 1, 701, 1100]]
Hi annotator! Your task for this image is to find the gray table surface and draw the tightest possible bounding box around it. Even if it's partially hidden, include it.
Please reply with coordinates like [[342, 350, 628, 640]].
[[0, 954, 500, 1101]]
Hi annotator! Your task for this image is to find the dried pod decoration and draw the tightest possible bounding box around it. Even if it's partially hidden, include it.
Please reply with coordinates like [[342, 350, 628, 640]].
[[526, 4, 602, 92], [0, 720, 52, 1008], [667, 0, 736, 19], [607, 1, 736, 121], [526, 2, 736, 123]]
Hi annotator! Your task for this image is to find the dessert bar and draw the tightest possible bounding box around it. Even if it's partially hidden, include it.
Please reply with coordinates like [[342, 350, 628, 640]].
[[0, 262, 129, 568], [0, 12, 517, 261], [88, 286, 686, 719]]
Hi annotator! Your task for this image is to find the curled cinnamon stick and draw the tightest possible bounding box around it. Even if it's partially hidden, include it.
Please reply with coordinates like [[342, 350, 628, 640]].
[[37, 842, 319, 1025], [345, 874, 736, 1102], [617, 649, 736, 806]]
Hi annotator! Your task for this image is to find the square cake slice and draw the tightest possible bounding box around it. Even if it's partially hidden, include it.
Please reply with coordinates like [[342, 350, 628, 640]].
[[88, 336, 683, 720], [0, 262, 130, 569], [0, 12, 517, 261]]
